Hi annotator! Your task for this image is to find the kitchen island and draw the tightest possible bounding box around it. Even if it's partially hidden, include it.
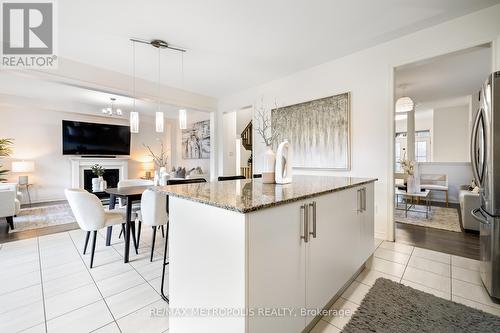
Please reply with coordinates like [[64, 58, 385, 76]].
[[155, 175, 377, 333]]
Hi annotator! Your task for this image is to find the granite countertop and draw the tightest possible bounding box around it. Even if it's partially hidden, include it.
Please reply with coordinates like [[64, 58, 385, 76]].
[[153, 175, 377, 213]]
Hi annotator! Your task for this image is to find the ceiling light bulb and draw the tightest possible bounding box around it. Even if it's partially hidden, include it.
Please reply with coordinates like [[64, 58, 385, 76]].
[[117, 109, 122, 116], [179, 109, 187, 130], [102, 108, 107, 114], [130, 111, 139, 133], [156, 112, 164, 133]]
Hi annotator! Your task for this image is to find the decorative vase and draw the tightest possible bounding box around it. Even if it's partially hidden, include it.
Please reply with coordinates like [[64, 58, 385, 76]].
[[98, 176, 104, 192], [91, 178, 100, 192], [262, 146, 276, 184], [407, 175, 416, 193], [154, 171, 160, 186]]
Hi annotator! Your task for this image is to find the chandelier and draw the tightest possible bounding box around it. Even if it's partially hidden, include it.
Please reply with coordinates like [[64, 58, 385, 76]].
[[101, 97, 123, 116]]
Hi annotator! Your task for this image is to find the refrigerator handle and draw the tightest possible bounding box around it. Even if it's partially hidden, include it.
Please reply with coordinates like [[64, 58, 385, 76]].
[[471, 208, 490, 225], [470, 108, 482, 186]]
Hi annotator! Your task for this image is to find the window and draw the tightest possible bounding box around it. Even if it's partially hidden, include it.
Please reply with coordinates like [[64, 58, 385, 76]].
[[415, 141, 427, 162]]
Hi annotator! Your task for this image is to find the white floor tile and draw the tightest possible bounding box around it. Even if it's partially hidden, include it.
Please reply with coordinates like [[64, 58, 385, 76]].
[[412, 247, 451, 264], [21, 323, 47, 333], [96, 269, 145, 298], [452, 295, 500, 317], [323, 297, 358, 329], [105, 283, 161, 319], [400, 279, 451, 300], [46, 300, 113, 333], [407, 256, 450, 277], [43, 270, 94, 299], [134, 261, 163, 281], [0, 301, 45, 332], [45, 283, 102, 320], [310, 319, 341, 333], [117, 299, 168, 333], [149, 275, 168, 296], [93, 322, 121, 333], [452, 278, 500, 309], [451, 255, 480, 271], [89, 259, 133, 282], [366, 257, 406, 278], [340, 281, 371, 305], [402, 266, 451, 293], [374, 238, 383, 248], [0, 269, 41, 295], [378, 241, 414, 255], [0, 284, 43, 314], [451, 266, 482, 286], [374, 247, 410, 265], [42, 260, 87, 282], [355, 267, 400, 286]]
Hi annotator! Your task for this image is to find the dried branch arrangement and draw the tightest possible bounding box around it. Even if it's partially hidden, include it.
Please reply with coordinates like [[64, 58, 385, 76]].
[[144, 140, 169, 168], [255, 100, 283, 147]]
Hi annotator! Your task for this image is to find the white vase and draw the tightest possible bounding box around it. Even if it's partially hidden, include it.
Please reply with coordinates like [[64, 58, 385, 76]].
[[262, 146, 276, 184], [407, 175, 416, 193], [91, 177, 100, 192]]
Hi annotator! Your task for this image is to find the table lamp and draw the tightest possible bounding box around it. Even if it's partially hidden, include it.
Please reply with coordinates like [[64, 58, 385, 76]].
[[12, 161, 35, 185]]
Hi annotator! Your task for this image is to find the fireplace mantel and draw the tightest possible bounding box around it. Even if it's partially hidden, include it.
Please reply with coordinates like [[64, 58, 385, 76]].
[[70, 157, 129, 189]]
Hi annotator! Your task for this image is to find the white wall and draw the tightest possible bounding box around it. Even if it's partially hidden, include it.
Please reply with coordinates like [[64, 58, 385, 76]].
[[433, 105, 470, 162], [222, 111, 237, 175], [419, 162, 472, 203], [0, 106, 172, 203], [218, 5, 500, 240], [395, 110, 434, 133]]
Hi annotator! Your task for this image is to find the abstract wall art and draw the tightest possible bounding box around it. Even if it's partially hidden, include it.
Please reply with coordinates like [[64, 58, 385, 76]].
[[272, 92, 350, 170], [182, 120, 211, 159]]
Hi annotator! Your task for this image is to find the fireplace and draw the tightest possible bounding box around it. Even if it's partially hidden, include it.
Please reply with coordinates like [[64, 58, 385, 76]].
[[83, 169, 119, 198], [70, 157, 129, 196]]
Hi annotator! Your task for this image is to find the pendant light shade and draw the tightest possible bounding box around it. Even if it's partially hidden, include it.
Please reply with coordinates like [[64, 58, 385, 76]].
[[395, 96, 414, 113], [179, 109, 187, 130], [156, 111, 164, 133], [130, 111, 139, 133]]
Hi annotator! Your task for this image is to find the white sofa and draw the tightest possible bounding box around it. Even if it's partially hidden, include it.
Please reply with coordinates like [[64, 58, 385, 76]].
[[0, 183, 22, 230], [459, 185, 480, 232]]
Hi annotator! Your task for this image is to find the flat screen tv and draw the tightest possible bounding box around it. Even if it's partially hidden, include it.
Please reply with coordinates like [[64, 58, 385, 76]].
[[62, 120, 131, 156]]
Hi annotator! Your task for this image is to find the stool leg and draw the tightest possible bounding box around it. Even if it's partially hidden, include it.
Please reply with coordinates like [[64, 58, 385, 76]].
[[137, 221, 142, 245], [161, 222, 169, 303], [161, 225, 165, 238], [106, 226, 112, 246], [131, 222, 138, 255]]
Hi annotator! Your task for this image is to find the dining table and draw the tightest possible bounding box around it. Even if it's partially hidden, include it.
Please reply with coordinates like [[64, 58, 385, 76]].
[[105, 186, 150, 263]]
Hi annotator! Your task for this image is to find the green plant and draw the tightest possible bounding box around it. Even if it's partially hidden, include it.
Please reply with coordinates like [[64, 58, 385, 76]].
[[91, 164, 105, 177], [0, 138, 13, 182]]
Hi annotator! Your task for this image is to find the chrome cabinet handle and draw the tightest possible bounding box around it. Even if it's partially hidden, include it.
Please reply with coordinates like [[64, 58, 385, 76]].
[[471, 208, 490, 225], [357, 189, 362, 213], [301, 204, 309, 243], [470, 108, 482, 186], [309, 201, 317, 238]]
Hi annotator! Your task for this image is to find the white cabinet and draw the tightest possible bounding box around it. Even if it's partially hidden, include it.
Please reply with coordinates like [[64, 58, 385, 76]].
[[248, 183, 374, 333]]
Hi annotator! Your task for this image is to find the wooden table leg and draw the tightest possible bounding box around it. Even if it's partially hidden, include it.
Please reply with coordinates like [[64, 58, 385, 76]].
[[124, 201, 132, 263]]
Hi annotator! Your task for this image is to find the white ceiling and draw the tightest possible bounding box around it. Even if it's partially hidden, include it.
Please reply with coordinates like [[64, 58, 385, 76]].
[[395, 44, 492, 105], [55, 0, 500, 98]]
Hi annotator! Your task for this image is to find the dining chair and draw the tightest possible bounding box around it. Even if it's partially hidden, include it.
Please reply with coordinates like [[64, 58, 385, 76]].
[[160, 177, 207, 303], [116, 179, 154, 252], [137, 189, 168, 262], [65, 189, 126, 268], [217, 175, 246, 181]]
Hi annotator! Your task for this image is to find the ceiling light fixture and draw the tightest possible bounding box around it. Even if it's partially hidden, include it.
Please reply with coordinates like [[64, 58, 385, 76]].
[[130, 41, 139, 133], [101, 97, 123, 116], [395, 96, 414, 113]]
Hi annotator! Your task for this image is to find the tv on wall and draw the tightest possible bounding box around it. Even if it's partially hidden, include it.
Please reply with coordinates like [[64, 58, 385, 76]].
[[62, 120, 131, 156]]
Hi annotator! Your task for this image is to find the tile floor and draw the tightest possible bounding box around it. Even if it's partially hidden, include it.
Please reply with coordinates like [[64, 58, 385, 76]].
[[1, 232, 497, 333], [0, 226, 169, 333], [310, 239, 500, 333]]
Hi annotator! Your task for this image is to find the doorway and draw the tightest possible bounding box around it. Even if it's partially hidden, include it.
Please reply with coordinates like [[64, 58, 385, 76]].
[[391, 44, 493, 259]]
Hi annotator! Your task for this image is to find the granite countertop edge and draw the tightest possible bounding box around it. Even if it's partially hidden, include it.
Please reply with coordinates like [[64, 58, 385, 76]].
[[154, 178, 377, 214]]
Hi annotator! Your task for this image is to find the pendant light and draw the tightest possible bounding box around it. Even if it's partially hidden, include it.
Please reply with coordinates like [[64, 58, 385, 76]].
[[179, 52, 187, 130], [395, 84, 414, 113], [156, 46, 164, 133], [130, 41, 139, 133]]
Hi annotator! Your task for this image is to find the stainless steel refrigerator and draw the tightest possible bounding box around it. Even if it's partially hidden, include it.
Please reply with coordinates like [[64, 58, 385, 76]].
[[471, 71, 500, 300]]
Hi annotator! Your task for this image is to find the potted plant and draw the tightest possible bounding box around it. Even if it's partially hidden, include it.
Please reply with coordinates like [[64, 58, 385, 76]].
[[91, 164, 106, 192], [0, 138, 13, 182]]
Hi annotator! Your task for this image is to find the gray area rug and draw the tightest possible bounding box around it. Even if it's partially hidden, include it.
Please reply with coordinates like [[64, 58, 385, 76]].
[[395, 205, 461, 232], [342, 278, 500, 333], [11, 204, 76, 233]]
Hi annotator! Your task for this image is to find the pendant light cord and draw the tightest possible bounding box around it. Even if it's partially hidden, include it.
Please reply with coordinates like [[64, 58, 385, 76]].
[[158, 46, 161, 110], [133, 41, 136, 111]]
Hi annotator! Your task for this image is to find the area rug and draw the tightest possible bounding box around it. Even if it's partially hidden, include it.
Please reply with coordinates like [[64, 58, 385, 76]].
[[342, 278, 500, 333], [10, 204, 76, 233], [394, 205, 461, 232]]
